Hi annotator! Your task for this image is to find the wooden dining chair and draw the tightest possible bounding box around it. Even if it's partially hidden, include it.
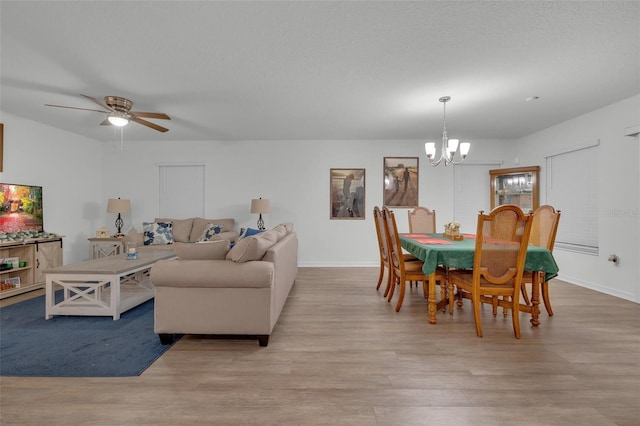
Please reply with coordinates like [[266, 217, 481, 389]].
[[382, 206, 451, 312], [407, 206, 436, 233], [373, 206, 420, 297], [520, 205, 561, 315], [448, 205, 533, 338]]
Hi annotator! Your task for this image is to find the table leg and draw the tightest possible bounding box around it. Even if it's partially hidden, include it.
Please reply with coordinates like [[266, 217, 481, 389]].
[[428, 272, 437, 324], [530, 271, 541, 326], [111, 273, 121, 320], [45, 277, 53, 320]]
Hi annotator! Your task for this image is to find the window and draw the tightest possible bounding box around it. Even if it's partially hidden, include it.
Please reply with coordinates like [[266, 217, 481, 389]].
[[545, 140, 599, 254]]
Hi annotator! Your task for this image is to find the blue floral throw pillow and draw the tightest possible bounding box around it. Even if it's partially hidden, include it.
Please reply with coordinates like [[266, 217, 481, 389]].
[[143, 221, 174, 245], [197, 223, 224, 242]]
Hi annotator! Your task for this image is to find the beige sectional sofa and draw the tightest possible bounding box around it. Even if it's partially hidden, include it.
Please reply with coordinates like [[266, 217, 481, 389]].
[[150, 223, 298, 347]]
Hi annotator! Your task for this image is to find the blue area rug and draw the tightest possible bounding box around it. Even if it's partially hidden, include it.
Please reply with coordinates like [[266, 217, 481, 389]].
[[0, 292, 180, 377]]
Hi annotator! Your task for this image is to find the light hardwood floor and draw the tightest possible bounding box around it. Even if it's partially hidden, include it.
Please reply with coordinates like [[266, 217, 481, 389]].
[[1, 267, 639, 425]]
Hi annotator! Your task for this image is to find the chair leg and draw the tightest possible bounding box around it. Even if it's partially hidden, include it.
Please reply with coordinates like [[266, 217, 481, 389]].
[[503, 296, 509, 318], [472, 293, 483, 337], [383, 268, 393, 298], [512, 296, 521, 339], [541, 281, 554, 316], [448, 282, 455, 314], [395, 280, 407, 312], [376, 262, 385, 290], [386, 274, 397, 302], [521, 282, 531, 305]]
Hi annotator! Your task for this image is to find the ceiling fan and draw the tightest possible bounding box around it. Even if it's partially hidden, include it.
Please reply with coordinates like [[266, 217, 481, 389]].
[[45, 94, 171, 133]]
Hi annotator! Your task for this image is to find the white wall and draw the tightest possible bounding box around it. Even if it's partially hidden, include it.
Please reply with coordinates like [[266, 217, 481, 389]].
[[100, 138, 513, 267], [2, 95, 638, 303], [0, 113, 103, 264], [515, 94, 640, 302]]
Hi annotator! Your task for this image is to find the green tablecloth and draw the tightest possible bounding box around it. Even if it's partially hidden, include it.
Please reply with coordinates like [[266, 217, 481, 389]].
[[399, 233, 559, 282]]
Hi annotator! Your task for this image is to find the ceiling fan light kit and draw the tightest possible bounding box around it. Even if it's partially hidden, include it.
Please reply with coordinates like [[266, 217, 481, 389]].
[[45, 94, 170, 133], [107, 111, 129, 127]]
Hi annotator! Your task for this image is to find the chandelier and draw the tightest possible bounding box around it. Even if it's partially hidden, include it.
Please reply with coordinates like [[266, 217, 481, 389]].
[[425, 96, 470, 166]]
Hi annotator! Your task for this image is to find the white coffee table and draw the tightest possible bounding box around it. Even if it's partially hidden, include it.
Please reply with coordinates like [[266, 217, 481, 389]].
[[45, 250, 176, 320]]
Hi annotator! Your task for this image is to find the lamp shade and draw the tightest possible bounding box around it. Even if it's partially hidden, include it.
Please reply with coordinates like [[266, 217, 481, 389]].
[[107, 198, 131, 213], [250, 198, 271, 214]]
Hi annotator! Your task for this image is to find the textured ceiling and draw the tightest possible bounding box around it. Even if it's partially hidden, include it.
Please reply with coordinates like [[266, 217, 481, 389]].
[[1, 1, 639, 142]]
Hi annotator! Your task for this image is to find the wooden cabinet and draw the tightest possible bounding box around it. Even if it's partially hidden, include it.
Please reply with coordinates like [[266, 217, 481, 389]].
[[35, 240, 64, 285], [490, 166, 540, 213], [0, 238, 63, 299]]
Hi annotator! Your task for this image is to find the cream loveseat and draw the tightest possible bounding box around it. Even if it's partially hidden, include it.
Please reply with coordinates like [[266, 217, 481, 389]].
[[150, 223, 298, 347]]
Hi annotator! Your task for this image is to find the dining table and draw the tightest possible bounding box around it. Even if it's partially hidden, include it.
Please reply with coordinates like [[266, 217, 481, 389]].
[[399, 233, 559, 325]]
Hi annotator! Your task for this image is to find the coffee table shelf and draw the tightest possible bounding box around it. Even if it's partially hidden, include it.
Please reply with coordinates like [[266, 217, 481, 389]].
[[45, 250, 175, 320]]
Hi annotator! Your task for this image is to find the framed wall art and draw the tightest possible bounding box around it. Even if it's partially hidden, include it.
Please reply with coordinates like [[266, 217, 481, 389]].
[[383, 157, 419, 207], [330, 168, 365, 220], [0, 123, 4, 172], [4, 277, 21, 288]]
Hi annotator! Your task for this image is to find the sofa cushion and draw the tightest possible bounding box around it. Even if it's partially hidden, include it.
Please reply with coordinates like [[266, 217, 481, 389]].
[[172, 240, 230, 260], [143, 222, 174, 245], [124, 229, 144, 247], [238, 227, 263, 240], [280, 222, 294, 233], [226, 229, 279, 262], [190, 217, 235, 242], [215, 231, 240, 243], [196, 223, 223, 242], [272, 224, 288, 240], [155, 218, 194, 243]]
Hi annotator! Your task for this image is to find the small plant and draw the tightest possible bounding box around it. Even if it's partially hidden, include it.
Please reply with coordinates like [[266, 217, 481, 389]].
[[445, 221, 461, 233]]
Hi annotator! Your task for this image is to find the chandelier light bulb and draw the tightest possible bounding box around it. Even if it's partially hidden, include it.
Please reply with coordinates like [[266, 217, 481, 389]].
[[460, 142, 471, 157], [447, 138, 459, 153], [425, 142, 436, 158]]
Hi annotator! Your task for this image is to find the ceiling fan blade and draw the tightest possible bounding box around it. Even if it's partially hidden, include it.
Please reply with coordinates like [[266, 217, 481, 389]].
[[131, 116, 169, 133], [45, 104, 109, 113], [80, 94, 113, 112], [131, 111, 171, 120]]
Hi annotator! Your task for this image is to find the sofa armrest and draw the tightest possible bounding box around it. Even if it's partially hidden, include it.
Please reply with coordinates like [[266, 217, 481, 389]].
[[263, 232, 298, 282]]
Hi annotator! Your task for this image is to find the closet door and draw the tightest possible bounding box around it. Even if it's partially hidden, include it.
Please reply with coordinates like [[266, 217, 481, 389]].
[[159, 164, 205, 218]]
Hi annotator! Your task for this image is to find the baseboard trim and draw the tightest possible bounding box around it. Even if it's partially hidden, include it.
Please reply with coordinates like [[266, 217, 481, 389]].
[[555, 273, 637, 303]]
